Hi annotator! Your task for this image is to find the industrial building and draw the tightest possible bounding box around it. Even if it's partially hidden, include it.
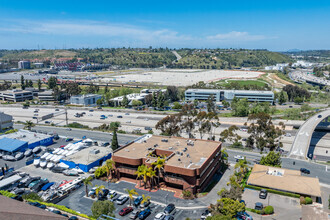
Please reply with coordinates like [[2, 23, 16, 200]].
[[112, 135, 222, 194], [18, 61, 31, 69], [69, 94, 102, 106], [0, 130, 53, 153], [247, 164, 321, 202], [60, 145, 112, 172], [185, 89, 274, 104], [0, 89, 33, 102], [0, 112, 13, 130]]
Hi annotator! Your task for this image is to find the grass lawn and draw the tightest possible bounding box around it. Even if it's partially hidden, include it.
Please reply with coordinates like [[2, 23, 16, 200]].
[[217, 79, 269, 87]]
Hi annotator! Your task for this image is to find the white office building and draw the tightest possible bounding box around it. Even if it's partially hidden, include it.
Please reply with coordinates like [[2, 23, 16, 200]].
[[185, 89, 274, 104], [70, 94, 102, 106], [0, 112, 13, 130], [18, 61, 31, 69]]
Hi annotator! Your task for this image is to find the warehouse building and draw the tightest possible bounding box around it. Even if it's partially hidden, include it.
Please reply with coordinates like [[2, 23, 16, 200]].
[[0, 112, 13, 130], [70, 94, 102, 106], [185, 89, 274, 104], [0, 130, 53, 152], [60, 146, 112, 172], [247, 164, 321, 202], [0, 138, 28, 153], [112, 134, 222, 194]]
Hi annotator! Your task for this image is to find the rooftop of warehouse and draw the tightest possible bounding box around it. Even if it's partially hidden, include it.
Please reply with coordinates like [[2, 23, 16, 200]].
[[0, 129, 51, 143], [64, 145, 112, 165]]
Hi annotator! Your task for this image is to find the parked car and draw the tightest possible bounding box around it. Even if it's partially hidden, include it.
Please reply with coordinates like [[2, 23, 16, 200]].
[[201, 209, 212, 219], [134, 196, 143, 206], [66, 137, 73, 142], [318, 114, 322, 118], [144, 126, 152, 131], [164, 203, 175, 214], [108, 114, 113, 117], [117, 115, 123, 118], [116, 195, 129, 205], [259, 189, 268, 199], [88, 187, 97, 197], [300, 168, 310, 174], [255, 202, 263, 211], [154, 212, 166, 220], [234, 155, 244, 161], [101, 142, 110, 147], [55, 109, 59, 111], [129, 210, 141, 219], [140, 199, 151, 208], [89, 109, 94, 112], [126, 120, 131, 123], [164, 215, 174, 220], [119, 207, 133, 216], [98, 189, 109, 200], [138, 207, 151, 219], [236, 211, 253, 220], [107, 190, 118, 200]]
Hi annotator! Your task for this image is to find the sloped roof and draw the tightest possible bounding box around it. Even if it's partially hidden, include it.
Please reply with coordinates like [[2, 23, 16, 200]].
[[0, 138, 28, 152]]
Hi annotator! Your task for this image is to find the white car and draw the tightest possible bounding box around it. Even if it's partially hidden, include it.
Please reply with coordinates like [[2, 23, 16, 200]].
[[234, 155, 245, 160], [154, 212, 166, 220]]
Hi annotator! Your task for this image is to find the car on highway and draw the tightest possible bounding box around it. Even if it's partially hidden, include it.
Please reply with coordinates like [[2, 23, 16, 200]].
[[89, 109, 94, 112], [125, 113, 130, 115], [108, 114, 113, 117], [116, 195, 129, 205], [164, 203, 175, 214], [117, 115, 123, 118], [66, 128, 72, 131], [144, 127, 152, 131], [259, 189, 268, 199], [234, 155, 245, 161], [126, 120, 131, 123], [97, 107, 102, 109], [119, 207, 133, 216], [129, 210, 141, 219], [318, 114, 322, 118], [138, 207, 151, 219], [300, 168, 310, 174]]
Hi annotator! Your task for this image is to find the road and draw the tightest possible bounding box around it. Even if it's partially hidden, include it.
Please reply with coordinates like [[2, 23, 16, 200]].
[[289, 108, 330, 159]]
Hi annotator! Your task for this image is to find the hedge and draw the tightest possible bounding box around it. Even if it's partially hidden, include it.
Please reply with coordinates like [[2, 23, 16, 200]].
[[0, 190, 16, 198], [305, 197, 313, 204], [246, 206, 274, 215], [245, 185, 300, 198], [264, 206, 274, 214], [27, 199, 94, 220]]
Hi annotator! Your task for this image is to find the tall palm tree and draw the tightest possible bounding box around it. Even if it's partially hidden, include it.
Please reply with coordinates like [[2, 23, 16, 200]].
[[24, 120, 35, 130], [82, 176, 93, 197], [146, 167, 156, 190], [152, 157, 166, 186], [135, 165, 147, 187], [95, 185, 105, 198], [125, 188, 138, 206], [104, 159, 115, 181]]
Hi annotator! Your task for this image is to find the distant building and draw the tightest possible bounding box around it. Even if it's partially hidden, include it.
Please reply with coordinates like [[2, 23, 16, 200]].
[[38, 90, 54, 101], [111, 93, 148, 106], [70, 94, 102, 106], [185, 89, 274, 104], [140, 88, 167, 94], [0, 112, 13, 130], [0, 89, 33, 102], [33, 62, 44, 68], [18, 61, 30, 69]]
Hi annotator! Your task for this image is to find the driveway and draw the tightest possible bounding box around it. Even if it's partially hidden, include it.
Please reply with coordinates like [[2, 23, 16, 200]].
[[242, 188, 301, 220]]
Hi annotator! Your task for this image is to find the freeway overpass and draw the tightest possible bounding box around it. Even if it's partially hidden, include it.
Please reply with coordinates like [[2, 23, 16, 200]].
[[289, 108, 330, 160]]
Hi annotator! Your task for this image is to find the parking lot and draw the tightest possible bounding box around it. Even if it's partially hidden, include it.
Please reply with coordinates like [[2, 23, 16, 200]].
[[58, 179, 206, 219], [242, 188, 301, 220]]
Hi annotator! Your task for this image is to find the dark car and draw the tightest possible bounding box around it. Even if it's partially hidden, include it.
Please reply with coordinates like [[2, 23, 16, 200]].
[[300, 168, 310, 174], [201, 209, 211, 219], [89, 109, 94, 112], [51, 166, 66, 173], [255, 202, 263, 211], [117, 115, 123, 118], [134, 196, 143, 206], [97, 107, 102, 109], [164, 203, 175, 214], [259, 189, 268, 199], [119, 207, 133, 216], [11, 195, 23, 202], [52, 210, 62, 215], [318, 114, 322, 118], [55, 109, 59, 111], [164, 215, 174, 220], [138, 207, 151, 220], [144, 126, 152, 131], [98, 189, 109, 200], [66, 137, 73, 142], [24, 177, 41, 188], [69, 216, 79, 220], [32, 179, 49, 192], [53, 134, 59, 140]]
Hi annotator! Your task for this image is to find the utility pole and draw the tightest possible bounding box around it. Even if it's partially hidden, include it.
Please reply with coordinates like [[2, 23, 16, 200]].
[[65, 108, 68, 126]]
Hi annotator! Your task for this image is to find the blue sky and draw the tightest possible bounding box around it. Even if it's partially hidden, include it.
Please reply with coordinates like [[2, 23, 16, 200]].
[[0, 0, 329, 51]]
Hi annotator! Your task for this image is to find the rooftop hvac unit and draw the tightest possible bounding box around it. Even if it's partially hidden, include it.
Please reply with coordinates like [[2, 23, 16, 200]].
[[90, 149, 100, 154], [161, 139, 168, 142], [187, 154, 190, 158], [169, 147, 173, 150]]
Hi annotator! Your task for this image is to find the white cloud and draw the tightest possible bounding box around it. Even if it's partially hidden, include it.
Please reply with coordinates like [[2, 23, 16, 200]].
[[207, 31, 266, 41]]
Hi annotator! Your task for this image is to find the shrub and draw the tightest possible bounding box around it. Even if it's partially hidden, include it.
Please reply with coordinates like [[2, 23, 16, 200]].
[[300, 196, 306, 205], [182, 190, 192, 199], [0, 190, 16, 198], [264, 206, 274, 214], [91, 200, 115, 219], [94, 166, 107, 178], [22, 192, 43, 201], [117, 130, 126, 134], [4, 129, 18, 134], [305, 197, 313, 204]]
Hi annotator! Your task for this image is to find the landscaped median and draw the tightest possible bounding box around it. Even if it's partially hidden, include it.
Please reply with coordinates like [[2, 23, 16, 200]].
[[244, 184, 300, 198]]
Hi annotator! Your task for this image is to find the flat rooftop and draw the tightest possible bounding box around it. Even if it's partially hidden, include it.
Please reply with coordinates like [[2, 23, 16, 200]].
[[186, 88, 274, 94], [114, 135, 221, 169], [247, 164, 321, 197], [65, 146, 112, 165], [0, 129, 51, 143]]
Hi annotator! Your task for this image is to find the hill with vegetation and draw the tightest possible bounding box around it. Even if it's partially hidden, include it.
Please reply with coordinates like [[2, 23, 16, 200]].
[[0, 48, 293, 69]]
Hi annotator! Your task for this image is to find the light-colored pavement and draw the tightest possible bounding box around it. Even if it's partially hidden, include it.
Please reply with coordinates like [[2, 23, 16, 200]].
[[289, 108, 330, 159]]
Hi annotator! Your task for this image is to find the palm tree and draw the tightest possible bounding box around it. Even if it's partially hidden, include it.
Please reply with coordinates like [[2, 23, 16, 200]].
[[24, 120, 35, 130], [146, 167, 156, 190], [141, 194, 151, 206], [95, 185, 105, 198], [125, 188, 138, 206], [104, 159, 115, 181], [152, 157, 166, 186], [234, 158, 248, 182], [82, 176, 93, 197], [135, 165, 146, 187]]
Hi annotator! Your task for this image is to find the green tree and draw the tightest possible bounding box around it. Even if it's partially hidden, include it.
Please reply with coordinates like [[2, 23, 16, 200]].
[[91, 200, 115, 219], [222, 100, 230, 108], [155, 114, 182, 136], [111, 128, 119, 150], [260, 151, 282, 167], [28, 79, 33, 87], [206, 95, 216, 113], [48, 76, 57, 89], [25, 79, 29, 88], [109, 122, 120, 131], [104, 83, 109, 94], [135, 165, 147, 187], [278, 91, 288, 105], [172, 102, 182, 109], [151, 93, 157, 107], [82, 176, 93, 197], [22, 192, 43, 201], [21, 75, 25, 90], [141, 194, 151, 206], [104, 159, 115, 181], [96, 98, 103, 106], [24, 120, 35, 130], [166, 86, 179, 102], [122, 95, 129, 107], [37, 79, 42, 91], [231, 98, 249, 117], [217, 198, 245, 218], [157, 91, 166, 109], [132, 100, 143, 106], [294, 96, 304, 104], [125, 188, 138, 206]]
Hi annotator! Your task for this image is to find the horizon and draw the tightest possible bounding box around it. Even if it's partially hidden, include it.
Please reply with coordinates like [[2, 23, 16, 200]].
[[1, 0, 330, 50]]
